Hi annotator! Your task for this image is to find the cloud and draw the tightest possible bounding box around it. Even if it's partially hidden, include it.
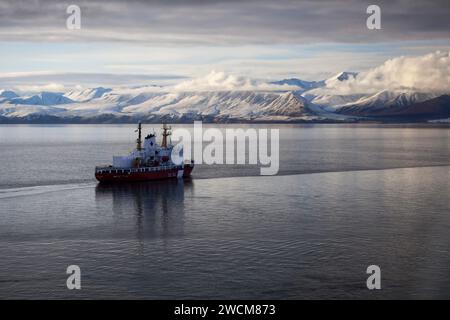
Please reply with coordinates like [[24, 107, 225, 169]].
[[322, 51, 450, 94], [0, 0, 449, 45], [172, 70, 300, 91], [3, 52, 450, 95], [2, 1, 450, 83], [174, 51, 450, 93], [15, 83, 66, 93], [0, 72, 187, 90]]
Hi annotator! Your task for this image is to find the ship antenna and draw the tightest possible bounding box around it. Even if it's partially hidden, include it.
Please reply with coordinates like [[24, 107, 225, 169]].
[[135, 122, 142, 151], [161, 123, 172, 148]]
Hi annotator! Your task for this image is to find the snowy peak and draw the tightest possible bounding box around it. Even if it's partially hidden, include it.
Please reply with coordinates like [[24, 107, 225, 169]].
[[261, 92, 309, 116], [65, 87, 112, 102], [1, 75, 449, 122], [0, 90, 19, 99], [323, 71, 358, 88], [309, 93, 366, 109], [10, 92, 74, 106], [270, 78, 325, 90], [335, 90, 439, 116], [120, 90, 313, 120], [352, 90, 436, 109], [328, 71, 358, 82], [0, 90, 19, 103]]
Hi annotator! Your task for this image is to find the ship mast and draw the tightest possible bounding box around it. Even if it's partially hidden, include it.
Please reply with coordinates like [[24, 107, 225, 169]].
[[161, 123, 171, 148], [135, 122, 142, 151]]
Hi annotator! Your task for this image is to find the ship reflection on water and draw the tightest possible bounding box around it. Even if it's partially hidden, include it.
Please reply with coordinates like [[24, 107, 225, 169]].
[[95, 179, 193, 241]]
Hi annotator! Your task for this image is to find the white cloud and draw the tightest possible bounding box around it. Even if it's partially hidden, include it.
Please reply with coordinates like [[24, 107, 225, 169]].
[[15, 82, 65, 93], [5, 51, 450, 95], [324, 51, 450, 94], [172, 70, 299, 91], [1, 0, 450, 45]]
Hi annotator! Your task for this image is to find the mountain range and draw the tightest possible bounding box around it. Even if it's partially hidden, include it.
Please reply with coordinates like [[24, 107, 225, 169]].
[[1, 72, 449, 123]]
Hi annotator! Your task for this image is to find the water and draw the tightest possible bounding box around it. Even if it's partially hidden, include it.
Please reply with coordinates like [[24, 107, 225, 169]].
[[0, 124, 450, 299]]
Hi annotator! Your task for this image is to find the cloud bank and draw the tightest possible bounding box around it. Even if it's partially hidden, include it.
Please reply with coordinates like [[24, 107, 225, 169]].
[[324, 51, 450, 94], [14, 83, 66, 93], [0, 72, 186, 93], [0, 0, 449, 45], [172, 71, 300, 91], [3, 52, 450, 95]]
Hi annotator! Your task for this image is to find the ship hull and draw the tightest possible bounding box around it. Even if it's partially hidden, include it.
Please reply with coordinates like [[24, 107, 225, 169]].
[[95, 164, 193, 183]]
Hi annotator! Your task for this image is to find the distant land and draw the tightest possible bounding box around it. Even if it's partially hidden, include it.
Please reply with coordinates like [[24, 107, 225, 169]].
[[1, 71, 450, 124]]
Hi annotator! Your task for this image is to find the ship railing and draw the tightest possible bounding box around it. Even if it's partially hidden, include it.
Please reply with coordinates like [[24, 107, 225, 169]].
[[95, 164, 183, 174]]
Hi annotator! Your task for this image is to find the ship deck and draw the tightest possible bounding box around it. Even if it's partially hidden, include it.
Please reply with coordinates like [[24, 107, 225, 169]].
[[95, 164, 190, 174]]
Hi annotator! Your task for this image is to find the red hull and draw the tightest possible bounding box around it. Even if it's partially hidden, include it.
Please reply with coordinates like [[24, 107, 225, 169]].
[[95, 164, 193, 183]]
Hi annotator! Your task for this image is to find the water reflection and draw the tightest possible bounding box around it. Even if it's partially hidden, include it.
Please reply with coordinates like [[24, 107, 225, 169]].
[[95, 179, 192, 241]]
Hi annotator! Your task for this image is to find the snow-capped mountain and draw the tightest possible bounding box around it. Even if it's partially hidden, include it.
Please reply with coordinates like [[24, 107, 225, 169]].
[[306, 93, 366, 109], [375, 95, 450, 119], [65, 87, 112, 102], [8, 92, 74, 106], [1, 70, 449, 123], [300, 71, 362, 107], [334, 90, 439, 116], [270, 78, 325, 91], [0, 90, 20, 104], [63, 90, 317, 120], [0, 104, 67, 118], [0, 87, 323, 122], [327, 71, 358, 83], [0, 90, 19, 100], [122, 91, 302, 117]]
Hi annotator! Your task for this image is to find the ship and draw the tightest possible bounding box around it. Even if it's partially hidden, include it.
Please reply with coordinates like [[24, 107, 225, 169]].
[[95, 123, 194, 183]]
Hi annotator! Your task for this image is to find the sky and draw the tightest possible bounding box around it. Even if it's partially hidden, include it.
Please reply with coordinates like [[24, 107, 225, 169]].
[[1, 0, 450, 91]]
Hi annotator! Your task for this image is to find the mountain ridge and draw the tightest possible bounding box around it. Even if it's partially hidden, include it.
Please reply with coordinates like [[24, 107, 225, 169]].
[[1, 72, 449, 123]]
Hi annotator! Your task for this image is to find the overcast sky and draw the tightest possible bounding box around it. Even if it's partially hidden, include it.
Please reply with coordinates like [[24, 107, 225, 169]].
[[1, 0, 450, 90]]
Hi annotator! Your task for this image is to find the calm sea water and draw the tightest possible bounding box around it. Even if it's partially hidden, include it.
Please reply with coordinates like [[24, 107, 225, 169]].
[[0, 124, 450, 299]]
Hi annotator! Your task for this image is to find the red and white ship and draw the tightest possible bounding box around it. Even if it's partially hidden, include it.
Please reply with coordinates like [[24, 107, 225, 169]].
[[95, 123, 194, 183]]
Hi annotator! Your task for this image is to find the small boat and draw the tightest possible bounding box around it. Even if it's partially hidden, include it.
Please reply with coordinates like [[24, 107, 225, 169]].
[[95, 123, 194, 183]]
